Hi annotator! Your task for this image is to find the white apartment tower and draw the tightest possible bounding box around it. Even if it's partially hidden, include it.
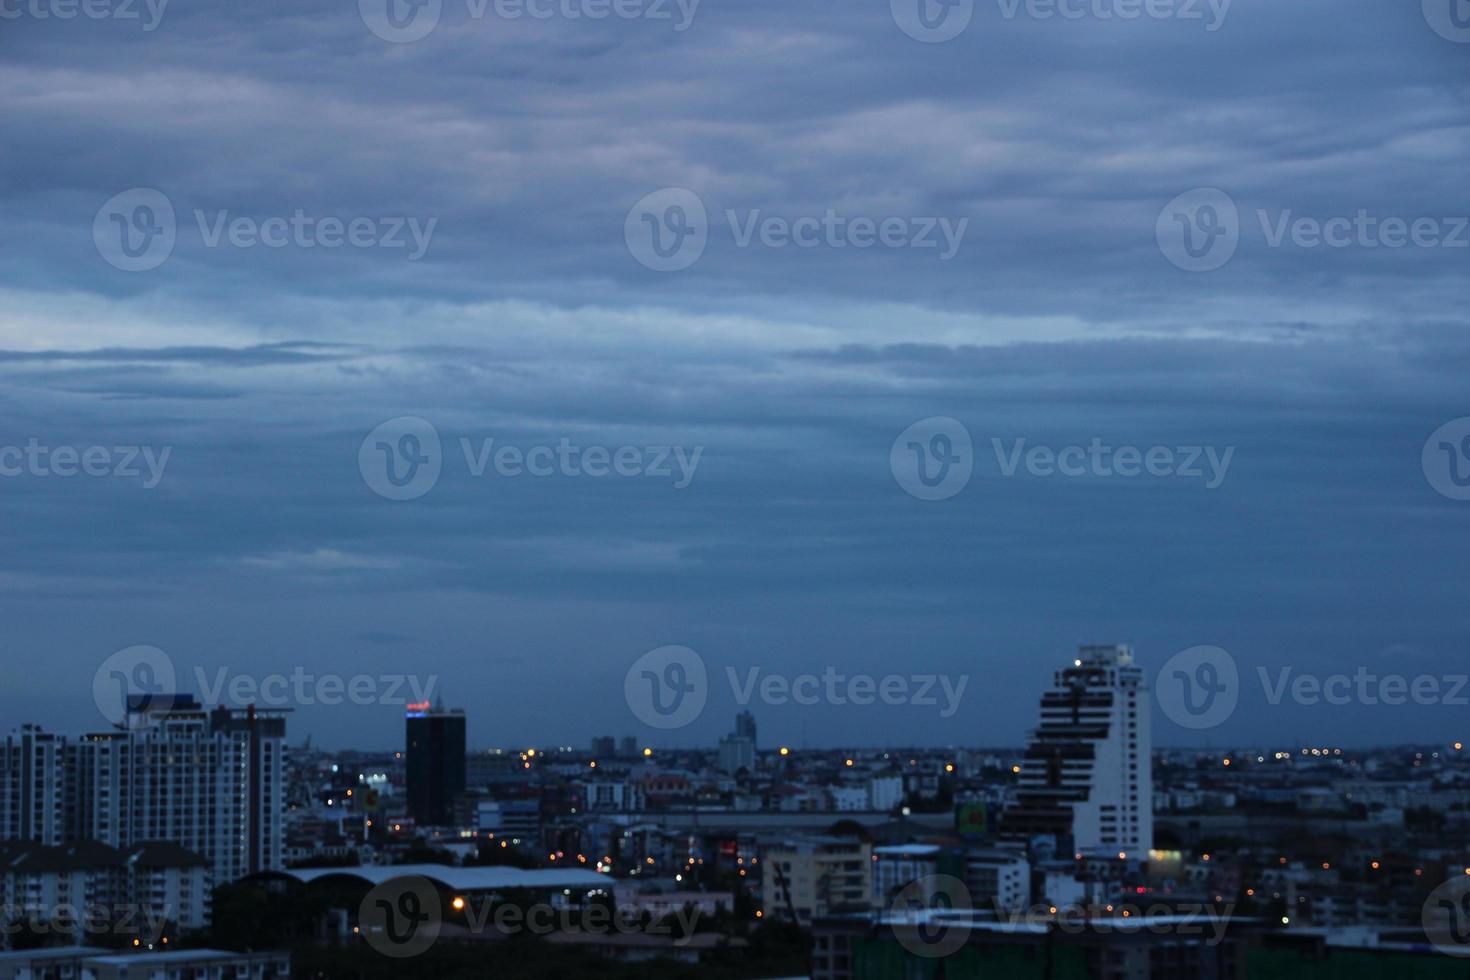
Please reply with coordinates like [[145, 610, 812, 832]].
[[0, 727, 67, 845], [0, 697, 285, 883], [1000, 645, 1152, 857]]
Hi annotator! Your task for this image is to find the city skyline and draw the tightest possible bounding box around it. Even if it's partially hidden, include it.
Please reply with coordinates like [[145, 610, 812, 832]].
[[17, 641, 1468, 754], [8, 629, 1470, 973], [5, 0, 1470, 973]]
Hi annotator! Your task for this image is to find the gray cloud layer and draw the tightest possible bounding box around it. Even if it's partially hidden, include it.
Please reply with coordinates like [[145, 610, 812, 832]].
[[0, 0, 1466, 749]]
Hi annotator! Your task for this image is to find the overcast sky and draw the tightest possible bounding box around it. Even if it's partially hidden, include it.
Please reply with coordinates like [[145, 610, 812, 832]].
[[1, 0, 1468, 751]]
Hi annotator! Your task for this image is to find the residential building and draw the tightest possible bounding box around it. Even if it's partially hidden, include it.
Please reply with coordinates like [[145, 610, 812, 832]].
[[121, 842, 211, 932], [0, 727, 66, 846], [763, 837, 873, 925], [583, 780, 646, 812], [0, 948, 289, 980], [827, 787, 868, 811], [0, 699, 286, 883], [867, 775, 904, 812], [872, 844, 940, 906], [0, 839, 211, 948], [717, 734, 755, 776], [964, 849, 1029, 912]]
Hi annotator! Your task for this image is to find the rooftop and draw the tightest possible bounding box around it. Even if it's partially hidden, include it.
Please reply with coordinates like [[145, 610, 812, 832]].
[[261, 863, 609, 891]]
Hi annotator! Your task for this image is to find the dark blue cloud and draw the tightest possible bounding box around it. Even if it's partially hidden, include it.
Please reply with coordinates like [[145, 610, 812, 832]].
[[0, 0, 1466, 750]]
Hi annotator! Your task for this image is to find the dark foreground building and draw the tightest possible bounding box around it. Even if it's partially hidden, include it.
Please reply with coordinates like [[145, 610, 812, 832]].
[[811, 909, 1254, 980], [811, 912, 1470, 980]]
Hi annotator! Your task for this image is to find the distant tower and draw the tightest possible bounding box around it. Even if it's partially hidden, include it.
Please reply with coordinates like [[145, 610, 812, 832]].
[[405, 700, 466, 827], [1000, 645, 1153, 857], [735, 710, 757, 747], [718, 733, 756, 775]]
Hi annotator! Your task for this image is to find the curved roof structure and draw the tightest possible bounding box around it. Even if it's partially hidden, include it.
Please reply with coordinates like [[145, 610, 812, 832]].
[[255, 864, 609, 892]]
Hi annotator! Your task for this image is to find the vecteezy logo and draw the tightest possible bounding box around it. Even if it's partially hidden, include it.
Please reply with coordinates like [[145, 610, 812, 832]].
[[359, 0, 441, 42], [1422, 417, 1470, 501], [93, 188, 176, 272], [1423, 0, 1470, 42], [92, 645, 176, 728], [891, 0, 973, 42], [1156, 645, 1238, 729], [625, 645, 708, 729], [890, 874, 973, 958], [890, 417, 974, 501], [1156, 188, 1240, 273], [1423, 877, 1470, 956], [359, 417, 442, 501], [359, 876, 440, 958], [624, 188, 708, 272]]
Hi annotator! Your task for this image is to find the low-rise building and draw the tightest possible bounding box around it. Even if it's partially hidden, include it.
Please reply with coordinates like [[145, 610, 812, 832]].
[[0, 840, 211, 948], [0, 948, 288, 980], [762, 837, 873, 925], [872, 845, 941, 907], [965, 849, 1029, 913]]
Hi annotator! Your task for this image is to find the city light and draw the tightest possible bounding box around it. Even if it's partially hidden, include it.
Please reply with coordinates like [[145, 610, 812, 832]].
[[12, 639, 1450, 972]]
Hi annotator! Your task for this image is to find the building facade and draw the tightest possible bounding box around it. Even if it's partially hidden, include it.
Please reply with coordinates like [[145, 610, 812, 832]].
[[965, 849, 1030, 912], [0, 698, 286, 883], [0, 728, 67, 846], [0, 839, 212, 948], [1000, 645, 1152, 857], [404, 702, 466, 827], [763, 837, 874, 925], [0, 948, 290, 980], [734, 711, 757, 745], [872, 844, 940, 907], [717, 734, 755, 775]]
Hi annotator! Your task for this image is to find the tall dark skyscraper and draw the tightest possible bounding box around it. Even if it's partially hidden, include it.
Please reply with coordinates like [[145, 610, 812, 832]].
[[405, 701, 466, 828]]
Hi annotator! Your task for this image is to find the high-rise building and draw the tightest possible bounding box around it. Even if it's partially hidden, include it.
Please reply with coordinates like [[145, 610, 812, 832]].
[[999, 645, 1152, 857], [718, 733, 755, 775], [716, 711, 758, 775], [0, 697, 287, 883], [735, 710, 757, 746], [404, 701, 465, 827], [590, 735, 616, 759], [0, 726, 67, 845]]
